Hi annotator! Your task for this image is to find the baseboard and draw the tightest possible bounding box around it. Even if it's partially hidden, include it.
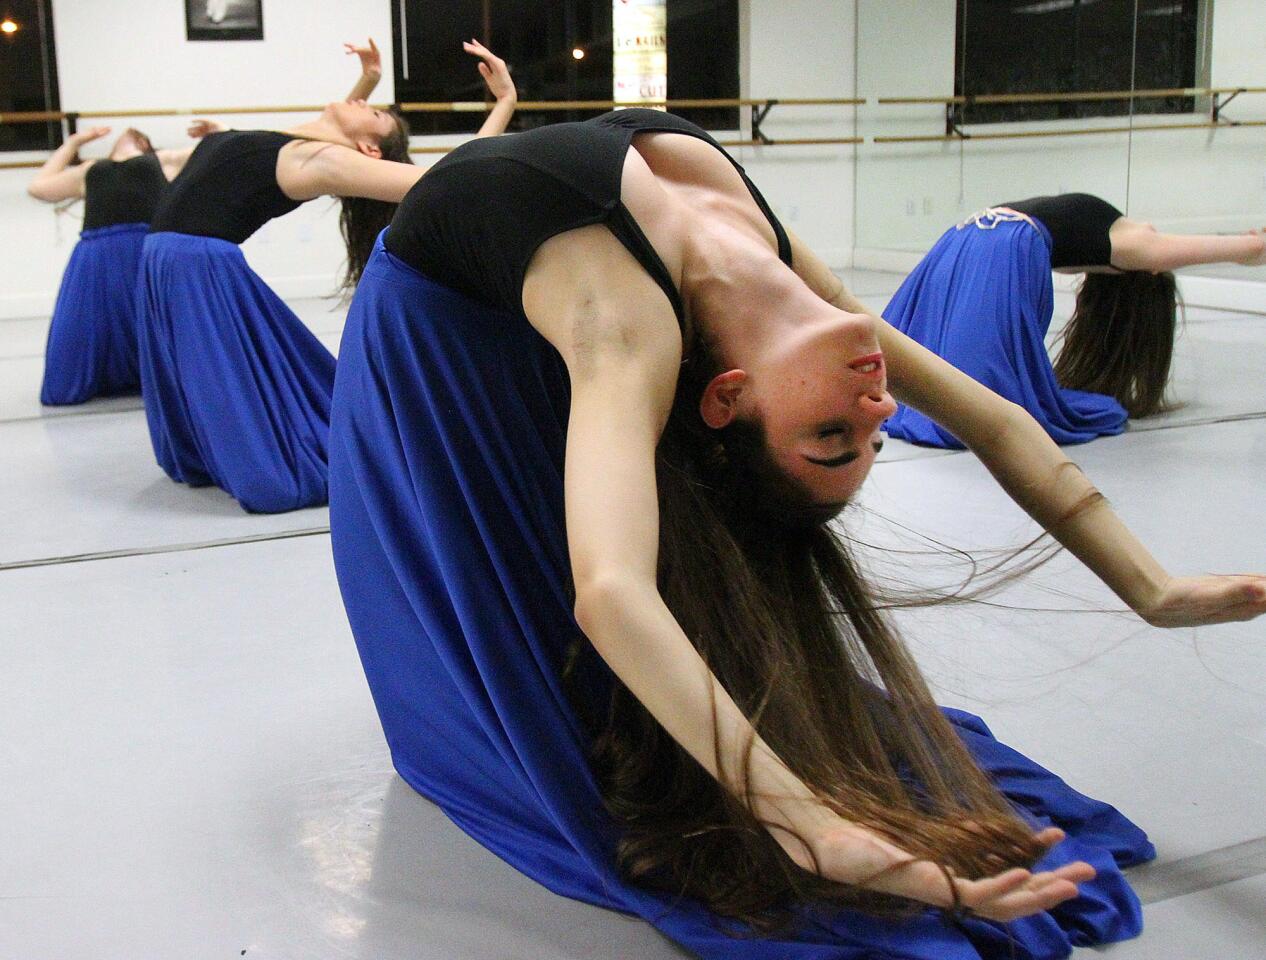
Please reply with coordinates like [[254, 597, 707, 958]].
[[1174, 275, 1266, 315], [6, 259, 1258, 321], [810, 246, 853, 272], [262, 273, 343, 302], [849, 247, 923, 273], [0, 293, 55, 321]]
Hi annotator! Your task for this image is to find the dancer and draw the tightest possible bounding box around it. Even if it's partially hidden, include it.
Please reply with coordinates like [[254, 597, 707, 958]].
[[136, 38, 515, 513], [884, 193, 1266, 448], [27, 126, 196, 405], [328, 109, 1266, 958]]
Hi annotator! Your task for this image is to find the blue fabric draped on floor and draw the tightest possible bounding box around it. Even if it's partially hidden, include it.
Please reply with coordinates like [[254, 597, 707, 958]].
[[135, 232, 334, 513], [883, 216, 1127, 448], [40, 223, 148, 406], [329, 236, 1154, 960]]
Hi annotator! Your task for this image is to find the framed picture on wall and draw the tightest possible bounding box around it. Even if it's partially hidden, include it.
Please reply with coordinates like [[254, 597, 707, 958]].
[[185, 0, 263, 42]]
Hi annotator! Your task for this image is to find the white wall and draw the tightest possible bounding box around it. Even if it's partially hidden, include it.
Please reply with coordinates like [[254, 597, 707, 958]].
[[1, 0, 862, 320], [0, 0, 393, 319], [739, 0, 858, 267]]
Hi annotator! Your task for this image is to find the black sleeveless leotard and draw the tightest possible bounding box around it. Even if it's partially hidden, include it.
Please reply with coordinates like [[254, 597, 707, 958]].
[[149, 131, 302, 243], [384, 109, 793, 321], [82, 153, 168, 230], [1000, 193, 1125, 269]]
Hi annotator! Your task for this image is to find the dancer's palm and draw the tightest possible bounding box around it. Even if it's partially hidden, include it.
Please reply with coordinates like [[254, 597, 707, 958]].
[[808, 822, 1095, 922], [464, 39, 515, 102], [344, 38, 382, 77]]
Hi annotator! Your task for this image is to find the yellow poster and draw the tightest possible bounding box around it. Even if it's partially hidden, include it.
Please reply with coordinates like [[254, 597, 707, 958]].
[[613, 0, 667, 107]]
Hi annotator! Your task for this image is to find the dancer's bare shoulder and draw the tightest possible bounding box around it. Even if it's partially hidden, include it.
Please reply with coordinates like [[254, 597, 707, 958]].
[[523, 146, 687, 374]]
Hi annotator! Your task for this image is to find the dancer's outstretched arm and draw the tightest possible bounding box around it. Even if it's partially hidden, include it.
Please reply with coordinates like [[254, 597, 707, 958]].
[[25, 127, 109, 202], [276, 141, 424, 203], [785, 229, 1266, 626], [276, 39, 516, 202], [463, 39, 517, 138], [344, 38, 383, 103], [344, 37, 516, 138], [1108, 218, 1266, 271], [548, 241, 1093, 921]]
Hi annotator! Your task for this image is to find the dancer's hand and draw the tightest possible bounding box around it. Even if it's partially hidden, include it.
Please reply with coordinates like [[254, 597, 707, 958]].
[[187, 118, 225, 138], [344, 37, 382, 79], [72, 126, 111, 144], [1136, 573, 1266, 627], [806, 822, 1095, 921], [464, 39, 516, 103]]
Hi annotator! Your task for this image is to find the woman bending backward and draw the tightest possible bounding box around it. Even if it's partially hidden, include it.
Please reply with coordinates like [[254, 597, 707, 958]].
[[136, 39, 515, 513], [329, 112, 1266, 956]]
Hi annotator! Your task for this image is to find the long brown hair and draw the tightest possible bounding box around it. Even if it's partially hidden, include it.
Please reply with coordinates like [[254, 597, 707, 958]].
[[1053, 271, 1180, 418], [337, 108, 413, 294], [587, 331, 1071, 932]]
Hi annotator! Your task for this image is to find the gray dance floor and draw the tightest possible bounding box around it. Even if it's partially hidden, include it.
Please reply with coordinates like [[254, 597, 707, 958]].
[[2, 269, 1263, 958]]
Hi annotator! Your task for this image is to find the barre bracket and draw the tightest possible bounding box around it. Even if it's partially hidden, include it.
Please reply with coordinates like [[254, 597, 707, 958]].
[[1211, 87, 1245, 125], [750, 99, 778, 145], [944, 99, 971, 140]]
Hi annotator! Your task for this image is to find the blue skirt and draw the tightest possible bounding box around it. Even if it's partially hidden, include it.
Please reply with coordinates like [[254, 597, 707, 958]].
[[883, 218, 1127, 448], [40, 223, 147, 406], [329, 237, 1154, 959], [135, 232, 334, 513]]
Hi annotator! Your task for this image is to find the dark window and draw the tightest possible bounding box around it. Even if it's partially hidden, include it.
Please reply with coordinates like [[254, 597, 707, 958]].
[[0, 0, 61, 151], [955, 0, 1202, 124], [392, 0, 738, 135]]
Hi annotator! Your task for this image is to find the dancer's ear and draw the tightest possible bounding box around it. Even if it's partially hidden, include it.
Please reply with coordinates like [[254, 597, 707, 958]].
[[700, 370, 747, 429], [354, 139, 383, 160]]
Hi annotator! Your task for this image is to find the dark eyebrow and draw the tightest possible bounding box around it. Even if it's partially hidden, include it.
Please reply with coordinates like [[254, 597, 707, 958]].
[[804, 450, 860, 468]]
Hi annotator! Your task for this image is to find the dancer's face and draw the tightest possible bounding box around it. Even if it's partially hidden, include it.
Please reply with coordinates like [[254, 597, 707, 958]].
[[109, 128, 152, 161], [326, 99, 399, 158], [702, 312, 896, 509]]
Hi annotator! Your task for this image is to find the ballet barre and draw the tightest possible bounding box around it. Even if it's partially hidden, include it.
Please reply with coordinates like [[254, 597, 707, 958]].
[[404, 135, 863, 157], [4, 87, 1261, 163], [400, 96, 866, 146], [874, 86, 1266, 142], [872, 119, 1266, 145], [877, 86, 1266, 106], [1, 97, 868, 162]]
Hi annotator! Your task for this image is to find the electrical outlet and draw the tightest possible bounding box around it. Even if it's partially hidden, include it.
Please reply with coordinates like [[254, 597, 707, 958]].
[[922, 197, 933, 215], [905, 199, 916, 216]]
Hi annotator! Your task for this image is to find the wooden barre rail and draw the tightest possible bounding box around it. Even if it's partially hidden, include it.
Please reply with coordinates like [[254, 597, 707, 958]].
[[878, 86, 1266, 106], [405, 135, 861, 155], [3, 88, 1262, 122], [1, 106, 341, 122], [4, 117, 1256, 163], [402, 97, 866, 112], [873, 119, 1266, 144], [0, 97, 865, 125]]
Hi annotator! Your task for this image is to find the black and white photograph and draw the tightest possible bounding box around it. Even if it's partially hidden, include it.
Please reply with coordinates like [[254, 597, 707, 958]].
[[185, 0, 263, 42]]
